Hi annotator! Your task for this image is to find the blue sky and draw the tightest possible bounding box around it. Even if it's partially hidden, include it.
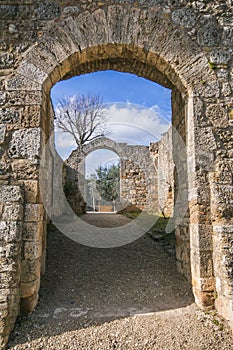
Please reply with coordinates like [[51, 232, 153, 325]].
[[51, 70, 171, 111], [51, 70, 171, 175]]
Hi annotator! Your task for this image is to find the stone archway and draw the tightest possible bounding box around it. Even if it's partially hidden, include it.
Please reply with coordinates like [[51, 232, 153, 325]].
[[0, 2, 232, 347], [66, 137, 158, 213]]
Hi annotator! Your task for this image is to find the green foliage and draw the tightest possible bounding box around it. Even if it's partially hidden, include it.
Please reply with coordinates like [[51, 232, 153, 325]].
[[95, 163, 120, 203], [208, 61, 216, 70]]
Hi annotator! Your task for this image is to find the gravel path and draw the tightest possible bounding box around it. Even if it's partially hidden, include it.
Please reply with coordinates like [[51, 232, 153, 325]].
[[8, 214, 233, 349]]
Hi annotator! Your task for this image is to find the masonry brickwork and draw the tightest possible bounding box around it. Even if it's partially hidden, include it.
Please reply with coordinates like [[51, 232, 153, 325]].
[[0, 1, 232, 348], [150, 128, 174, 217], [66, 137, 158, 213]]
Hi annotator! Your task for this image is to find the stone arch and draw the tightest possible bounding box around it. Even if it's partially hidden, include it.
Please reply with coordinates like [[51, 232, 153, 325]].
[[1, 2, 232, 347], [65, 138, 124, 214], [66, 137, 157, 213], [82, 137, 128, 159]]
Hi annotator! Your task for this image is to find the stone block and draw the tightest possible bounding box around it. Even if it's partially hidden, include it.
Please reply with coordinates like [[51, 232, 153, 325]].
[[198, 250, 214, 278], [0, 108, 20, 124], [0, 52, 15, 69], [6, 75, 42, 91], [0, 289, 11, 304], [215, 296, 233, 331], [34, 1, 60, 20], [21, 105, 43, 128], [0, 222, 22, 243], [2, 204, 23, 221], [221, 82, 231, 97], [26, 43, 60, 79], [193, 284, 215, 310], [0, 186, 23, 204], [0, 257, 17, 273], [20, 292, 39, 314], [0, 5, 18, 20], [0, 177, 10, 186], [23, 180, 39, 203], [172, 8, 197, 28], [190, 224, 213, 251], [197, 17, 221, 46], [40, 246, 46, 275], [24, 204, 44, 222], [0, 243, 20, 259], [206, 103, 228, 128], [210, 160, 233, 185], [12, 159, 39, 180], [21, 258, 41, 283], [209, 49, 232, 65], [9, 128, 41, 160], [216, 68, 229, 80], [63, 6, 80, 15], [23, 241, 42, 260], [199, 80, 220, 98], [211, 184, 233, 220], [40, 27, 75, 66], [18, 61, 48, 86], [22, 222, 44, 241], [6, 91, 43, 106], [20, 279, 40, 299], [0, 271, 20, 289]]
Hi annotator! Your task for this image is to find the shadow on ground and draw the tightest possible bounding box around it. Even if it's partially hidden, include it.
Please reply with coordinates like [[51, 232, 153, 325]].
[[8, 214, 194, 348]]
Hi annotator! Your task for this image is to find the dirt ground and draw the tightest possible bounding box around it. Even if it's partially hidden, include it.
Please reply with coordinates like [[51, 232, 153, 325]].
[[7, 214, 233, 350]]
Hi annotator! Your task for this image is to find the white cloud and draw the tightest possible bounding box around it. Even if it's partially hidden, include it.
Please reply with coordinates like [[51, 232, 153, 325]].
[[54, 129, 76, 159], [54, 102, 171, 160], [104, 102, 170, 144]]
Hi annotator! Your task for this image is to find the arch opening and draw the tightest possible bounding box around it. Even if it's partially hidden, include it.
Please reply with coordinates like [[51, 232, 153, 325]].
[[38, 64, 192, 309], [33, 52, 191, 308], [85, 149, 120, 213]]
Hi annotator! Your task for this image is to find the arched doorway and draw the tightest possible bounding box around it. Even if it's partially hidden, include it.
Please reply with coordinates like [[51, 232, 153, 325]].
[[1, 4, 232, 346]]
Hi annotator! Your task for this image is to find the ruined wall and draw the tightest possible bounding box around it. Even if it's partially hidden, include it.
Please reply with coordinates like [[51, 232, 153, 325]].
[[119, 144, 157, 212], [0, 1, 233, 348], [63, 155, 86, 215], [66, 138, 158, 213], [150, 127, 174, 218]]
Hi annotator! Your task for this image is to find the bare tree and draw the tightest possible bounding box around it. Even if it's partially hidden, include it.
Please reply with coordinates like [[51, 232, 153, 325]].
[[55, 94, 109, 153]]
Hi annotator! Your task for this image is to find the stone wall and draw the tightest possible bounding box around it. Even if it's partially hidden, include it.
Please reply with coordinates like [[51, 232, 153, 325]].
[[0, 185, 23, 348], [64, 157, 86, 215], [150, 127, 174, 218], [56, 134, 175, 216], [0, 1, 233, 348], [66, 137, 158, 213]]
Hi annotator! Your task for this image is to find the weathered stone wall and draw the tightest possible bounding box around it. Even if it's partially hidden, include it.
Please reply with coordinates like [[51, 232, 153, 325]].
[[0, 185, 23, 348], [66, 137, 157, 212], [172, 88, 191, 282], [0, 1, 233, 348], [62, 154, 86, 215], [150, 128, 174, 217]]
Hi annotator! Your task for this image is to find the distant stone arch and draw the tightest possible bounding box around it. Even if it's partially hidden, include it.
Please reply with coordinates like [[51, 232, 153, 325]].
[[73, 137, 128, 160], [66, 137, 157, 213]]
